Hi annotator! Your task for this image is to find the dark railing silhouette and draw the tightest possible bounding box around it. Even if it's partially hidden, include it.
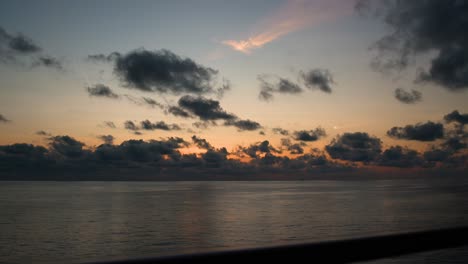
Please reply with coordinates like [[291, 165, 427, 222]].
[[91, 226, 468, 264]]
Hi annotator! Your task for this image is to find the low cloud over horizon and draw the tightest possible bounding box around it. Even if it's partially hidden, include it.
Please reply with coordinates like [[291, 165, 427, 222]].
[[1, 110, 466, 179]]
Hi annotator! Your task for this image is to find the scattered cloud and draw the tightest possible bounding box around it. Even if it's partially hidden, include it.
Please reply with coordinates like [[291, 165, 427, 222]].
[[0, 114, 10, 123], [300, 69, 334, 93], [0, 26, 62, 69], [87, 84, 119, 99], [191, 135, 213, 150], [394, 88, 422, 104], [177, 95, 236, 121], [140, 120, 181, 131], [272, 127, 289, 136], [281, 138, 305, 155], [387, 121, 444, 141], [258, 75, 303, 101], [258, 68, 334, 100], [377, 146, 423, 168], [357, 0, 468, 90], [167, 106, 193, 119], [98, 135, 115, 145], [103, 121, 116, 129], [224, 119, 262, 131], [444, 110, 468, 126], [293, 128, 327, 142], [239, 140, 281, 158], [326, 132, 382, 162], [48, 135, 86, 158], [91, 49, 229, 96], [36, 130, 51, 136]]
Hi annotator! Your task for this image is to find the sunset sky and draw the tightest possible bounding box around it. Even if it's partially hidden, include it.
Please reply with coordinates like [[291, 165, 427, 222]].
[[0, 0, 467, 178]]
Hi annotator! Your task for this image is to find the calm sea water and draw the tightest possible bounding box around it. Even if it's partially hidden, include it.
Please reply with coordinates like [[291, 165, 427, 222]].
[[1, 179, 468, 263]]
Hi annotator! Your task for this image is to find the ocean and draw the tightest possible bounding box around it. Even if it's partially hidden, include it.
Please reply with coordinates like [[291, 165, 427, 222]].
[[1, 179, 467, 263]]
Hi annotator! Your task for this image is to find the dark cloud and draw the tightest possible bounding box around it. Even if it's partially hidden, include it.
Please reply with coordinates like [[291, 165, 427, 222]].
[[272, 127, 289, 136], [192, 135, 213, 150], [326, 132, 382, 162], [167, 106, 192, 118], [377, 146, 423, 168], [192, 121, 212, 129], [36, 130, 51, 136], [86, 52, 121, 63], [300, 69, 334, 93], [444, 110, 468, 126], [96, 49, 228, 95], [1, 134, 466, 179], [87, 84, 119, 99], [387, 121, 444, 141], [48, 135, 86, 158], [202, 148, 228, 168], [123, 95, 164, 109], [0, 114, 10, 123], [7, 34, 41, 54], [124, 121, 138, 131], [177, 95, 236, 121], [97, 135, 114, 145], [140, 120, 181, 131], [94, 137, 188, 163], [293, 128, 327, 142], [141, 97, 163, 108], [394, 88, 422, 104], [239, 140, 281, 159], [224, 119, 262, 131], [258, 76, 303, 101], [103, 121, 116, 129], [281, 138, 305, 155], [0, 26, 62, 69], [357, 0, 468, 90], [33, 56, 63, 70]]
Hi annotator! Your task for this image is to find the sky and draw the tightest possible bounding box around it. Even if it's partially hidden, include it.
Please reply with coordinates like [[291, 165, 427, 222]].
[[0, 0, 467, 179]]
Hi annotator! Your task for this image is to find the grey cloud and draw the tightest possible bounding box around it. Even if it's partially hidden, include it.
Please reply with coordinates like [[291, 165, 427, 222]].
[[48, 135, 86, 159], [141, 97, 163, 108], [258, 76, 303, 101], [300, 69, 334, 93], [140, 120, 181, 131], [108, 49, 227, 95], [293, 128, 327, 142], [444, 110, 468, 126], [281, 138, 305, 155], [224, 119, 262, 131], [124, 121, 138, 131], [192, 135, 213, 150], [377, 146, 423, 168], [357, 1, 468, 90], [272, 128, 289, 136], [0, 26, 62, 69], [326, 132, 382, 162], [86, 52, 121, 63], [98, 135, 115, 145], [103, 121, 116, 129], [0, 114, 10, 123], [36, 130, 51, 136], [239, 140, 281, 159], [33, 56, 63, 70], [87, 84, 119, 99], [192, 121, 212, 129], [167, 106, 192, 118], [387, 121, 444, 141], [394, 88, 422, 104], [177, 95, 236, 121]]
